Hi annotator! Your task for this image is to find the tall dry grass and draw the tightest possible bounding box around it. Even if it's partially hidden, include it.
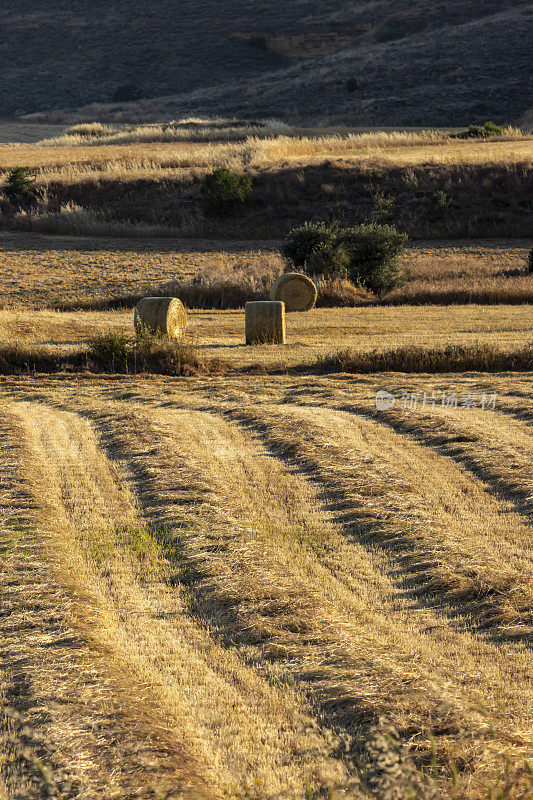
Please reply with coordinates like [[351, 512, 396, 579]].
[[1, 135, 530, 241], [38, 118, 293, 147], [2, 130, 530, 184], [11, 201, 197, 238], [1, 124, 531, 240]]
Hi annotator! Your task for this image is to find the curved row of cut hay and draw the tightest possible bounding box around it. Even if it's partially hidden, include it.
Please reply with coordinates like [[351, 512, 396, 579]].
[[2, 375, 533, 798], [8, 400, 357, 798], [87, 397, 533, 797]]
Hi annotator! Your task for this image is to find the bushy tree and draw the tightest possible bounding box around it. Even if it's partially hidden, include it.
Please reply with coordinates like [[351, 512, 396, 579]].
[[337, 223, 408, 296], [282, 221, 408, 297], [307, 238, 350, 277], [3, 167, 42, 207], [280, 221, 338, 268], [465, 121, 504, 138], [201, 168, 253, 215]]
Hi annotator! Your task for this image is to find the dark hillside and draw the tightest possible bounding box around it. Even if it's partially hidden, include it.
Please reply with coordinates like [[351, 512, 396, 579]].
[[2, 0, 532, 124]]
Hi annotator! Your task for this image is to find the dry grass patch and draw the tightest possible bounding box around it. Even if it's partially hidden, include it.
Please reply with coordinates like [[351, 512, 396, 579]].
[[0, 233, 530, 312], [2, 131, 530, 179], [222, 401, 533, 634], [1, 127, 531, 240], [319, 344, 533, 374], [0, 232, 278, 309], [0, 303, 531, 372], [0, 333, 217, 376], [39, 118, 293, 147], [1, 400, 365, 798]]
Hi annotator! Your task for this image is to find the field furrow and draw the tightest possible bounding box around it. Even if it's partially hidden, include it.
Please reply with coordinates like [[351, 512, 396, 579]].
[[3, 400, 359, 799], [0, 404, 217, 798], [0, 96, 532, 800], [62, 397, 533, 797], [336, 402, 533, 517], [1, 376, 532, 799], [0, 405, 212, 800], [221, 402, 533, 638]]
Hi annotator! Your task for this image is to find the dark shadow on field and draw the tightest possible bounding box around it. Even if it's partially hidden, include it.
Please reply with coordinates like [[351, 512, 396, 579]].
[[0, 230, 281, 255]]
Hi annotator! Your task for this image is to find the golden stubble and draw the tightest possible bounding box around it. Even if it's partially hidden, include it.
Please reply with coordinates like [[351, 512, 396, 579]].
[[1, 371, 531, 798]]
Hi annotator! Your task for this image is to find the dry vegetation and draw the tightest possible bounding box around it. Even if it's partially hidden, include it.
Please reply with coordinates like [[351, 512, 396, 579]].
[[37, 119, 293, 146], [0, 231, 531, 374], [1, 372, 532, 799], [0, 233, 531, 311], [1, 127, 530, 174], [1, 304, 532, 372], [0, 123, 532, 799], [1, 124, 532, 239]]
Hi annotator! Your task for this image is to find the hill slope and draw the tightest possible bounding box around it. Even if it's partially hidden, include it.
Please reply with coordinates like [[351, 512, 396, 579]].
[[2, 0, 533, 124]]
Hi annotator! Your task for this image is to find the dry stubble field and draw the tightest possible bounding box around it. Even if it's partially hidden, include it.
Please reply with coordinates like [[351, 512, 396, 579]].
[[1, 255, 532, 800], [0, 233, 532, 369], [1, 371, 533, 800], [1, 128, 533, 800]]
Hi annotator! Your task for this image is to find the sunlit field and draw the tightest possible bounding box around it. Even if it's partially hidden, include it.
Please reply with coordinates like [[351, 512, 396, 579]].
[[0, 232, 531, 310], [2, 371, 532, 798], [0, 123, 532, 800], [0, 129, 530, 180]]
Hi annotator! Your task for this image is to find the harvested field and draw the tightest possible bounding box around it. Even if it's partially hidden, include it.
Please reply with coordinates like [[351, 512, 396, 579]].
[[0, 233, 531, 310], [1, 371, 532, 799], [0, 303, 531, 370], [1, 124, 532, 799]]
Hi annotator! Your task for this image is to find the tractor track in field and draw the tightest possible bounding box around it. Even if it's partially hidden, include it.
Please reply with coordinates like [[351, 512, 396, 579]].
[[74, 401, 533, 757], [335, 403, 533, 517], [0, 401, 363, 799]]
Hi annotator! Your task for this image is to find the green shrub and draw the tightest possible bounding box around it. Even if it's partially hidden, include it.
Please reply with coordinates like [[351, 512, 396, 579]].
[[280, 222, 338, 269], [464, 121, 504, 138], [433, 190, 452, 208], [306, 238, 350, 277], [483, 121, 504, 136], [201, 167, 253, 215], [338, 224, 408, 296], [88, 330, 129, 370], [3, 167, 42, 207], [369, 190, 394, 222], [282, 221, 408, 297]]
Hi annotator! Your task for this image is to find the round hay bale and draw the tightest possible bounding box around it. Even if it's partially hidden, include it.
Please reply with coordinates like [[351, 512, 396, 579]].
[[269, 272, 317, 312], [245, 301, 285, 345], [134, 297, 187, 338]]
